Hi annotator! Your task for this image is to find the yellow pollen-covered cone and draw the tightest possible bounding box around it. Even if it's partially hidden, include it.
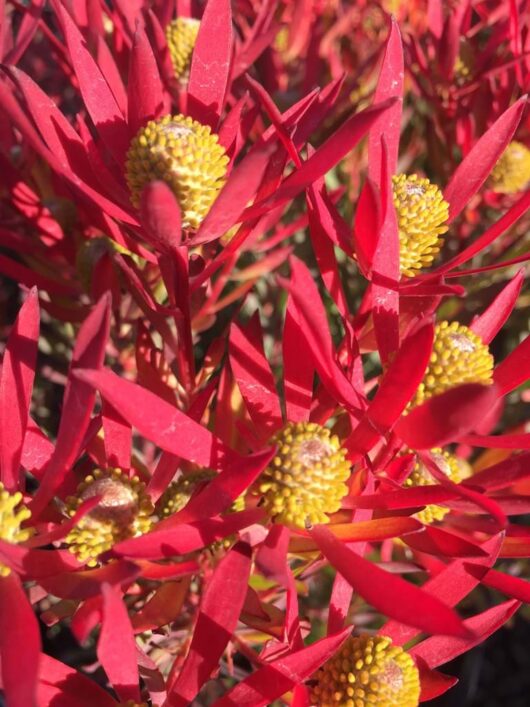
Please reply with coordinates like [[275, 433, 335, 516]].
[[65, 469, 154, 567], [0, 483, 32, 577], [257, 422, 351, 528], [405, 448, 464, 524], [126, 114, 229, 231], [411, 321, 494, 408], [310, 634, 420, 707], [490, 141, 530, 194], [165, 17, 200, 82], [392, 173, 449, 277]]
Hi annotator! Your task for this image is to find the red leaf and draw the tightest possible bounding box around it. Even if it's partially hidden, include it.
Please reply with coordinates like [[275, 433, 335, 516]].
[[127, 24, 165, 136], [51, 0, 129, 165], [0, 574, 40, 707], [98, 584, 140, 703], [470, 269, 524, 344], [140, 181, 183, 253], [188, 0, 233, 129], [461, 432, 530, 449], [353, 179, 381, 276], [282, 302, 314, 422], [395, 383, 499, 449], [229, 314, 283, 438], [73, 367, 237, 469], [346, 322, 434, 456], [131, 578, 190, 633], [403, 526, 488, 558], [102, 401, 132, 469], [165, 543, 252, 706], [39, 561, 140, 600], [113, 508, 264, 560], [467, 451, 530, 490], [37, 653, 116, 707], [444, 96, 527, 222], [31, 294, 111, 518], [0, 288, 39, 491], [241, 99, 397, 222], [411, 599, 520, 668], [213, 627, 352, 707], [0, 540, 81, 579], [493, 334, 530, 395], [467, 565, 530, 603], [310, 524, 469, 637], [417, 660, 458, 702], [368, 16, 404, 181]]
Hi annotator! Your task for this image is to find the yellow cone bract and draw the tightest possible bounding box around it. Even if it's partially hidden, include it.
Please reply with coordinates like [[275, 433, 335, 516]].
[[166, 17, 200, 81], [411, 321, 494, 408], [310, 634, 420, 707], [392, 174, 449, 277], [126, 114, 229, 231], [0, 483, 32, 577], [490, 141, 530, 194], [258, 422, 351, 528], [65, 469, 154, 567]]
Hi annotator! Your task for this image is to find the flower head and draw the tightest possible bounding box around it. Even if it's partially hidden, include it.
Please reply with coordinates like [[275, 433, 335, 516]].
[[126, 114, 229, 230], [0, 483, 32, 577], [156, 470, 216, 518], [310, 634, 420, 707], [392, 174, 449, 277], [65, 469, 154, 567], [411, 321, 494, 408], [257, 422, 351, 527], [166, 17, 200, 82], [490, 141, 530, 194], [405, 449, 463, 523]]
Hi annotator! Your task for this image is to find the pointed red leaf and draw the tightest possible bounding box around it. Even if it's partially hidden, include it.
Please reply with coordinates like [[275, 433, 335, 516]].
[[214, 627, 352, 707], [73, 367, 237, 469], [282, 302, 314, 422], [98, 583, 141, 703], [102, 401, 132, 469], [461, 432, 530, 449], [444, 96, 527, 222], [188, 0, 233, 128], [310, 524, 469, 637], [52, 0, 129, 165], [31, 294, 111, 518], [368, 16, 404, 181], [411, 599, 520, 668], [493, 334, 530, 395], [39, 560, 141, 600], [395, 383, 499, 449], [37, 654, 116, 707], [470, 269, 524, 343], [416, 661, 458, 702], [0, 288, 39, 491], [229, 314, 283, 438], [140, 181, 183, 253], [127, 24, 165, 136], [403, 526, 488, 558], [353, 179, 381, 276], [0, 574, 40, 707], [467, 565, 530, 603], [165, 542, 252, 706]]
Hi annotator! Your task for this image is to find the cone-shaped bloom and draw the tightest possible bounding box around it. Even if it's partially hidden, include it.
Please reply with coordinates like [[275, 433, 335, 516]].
[[405, 449, 464, 523], [490, 141, 530, 194], [166, 18, 201, 81]]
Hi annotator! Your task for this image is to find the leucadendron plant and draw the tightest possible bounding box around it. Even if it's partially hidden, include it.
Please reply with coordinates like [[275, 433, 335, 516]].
[[1, 2, 530, 707]]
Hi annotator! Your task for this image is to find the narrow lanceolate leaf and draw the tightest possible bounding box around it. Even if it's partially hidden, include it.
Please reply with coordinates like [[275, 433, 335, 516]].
[[444, 96, 527, 222], [346, 323, 434, 456], [229, 314, 283, 438], [98, 584, 141, 703], [353, 179, 381, 276], [282, 303, 314, 422], [37, 654, 116, 707], [51, 0, 129, 165], [470, 269, 524, 343], [368, 16, 404, 182], [0, 574, 41, 707], [241, 98, 397, 222], [188, 0, 233, 129], [73, 368, 238, 469], [31, 294, 111, 518], [311, 525, 469, 637], [395, 383, 499, 449], [213, 627, 352, 707], [165, 543, 252, 707], [493, 334, 530, 395], [140, 181, 183, 253], [465, 565, 530, 603], [0, 288, 39, 491], [40, 561, 141, 600], [127, 25, 165, 136], [411, 599, 520, 669]]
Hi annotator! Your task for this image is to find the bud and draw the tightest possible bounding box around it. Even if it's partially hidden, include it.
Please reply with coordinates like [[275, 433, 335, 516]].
[[126, 114, 229, 231], [411, 321, 494, 408], [392, 174, 449, 277], [490, 141, 530, 194], [257, 422, 351, 528], [65, 469, 154, 567], [165, 17, 200, 82], [406, 449, 463, 523], [0, 483, 32, 577], [311, 634, 420, 707]]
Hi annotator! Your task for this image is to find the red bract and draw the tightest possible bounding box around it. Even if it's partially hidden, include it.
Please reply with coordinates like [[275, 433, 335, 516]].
[[2, 0, 530, 705]]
